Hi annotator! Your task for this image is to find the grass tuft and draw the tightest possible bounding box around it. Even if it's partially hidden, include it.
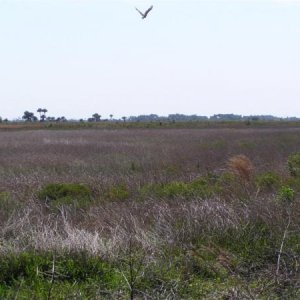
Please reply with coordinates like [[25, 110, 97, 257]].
[[227, 154, 254, 182]]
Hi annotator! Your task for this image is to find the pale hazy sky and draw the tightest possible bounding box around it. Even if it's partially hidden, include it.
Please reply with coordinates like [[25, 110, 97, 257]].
[[1, 0, 300, 120]]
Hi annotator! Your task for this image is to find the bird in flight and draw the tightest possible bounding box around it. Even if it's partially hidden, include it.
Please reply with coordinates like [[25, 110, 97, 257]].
[[135, 5, 153, 19]]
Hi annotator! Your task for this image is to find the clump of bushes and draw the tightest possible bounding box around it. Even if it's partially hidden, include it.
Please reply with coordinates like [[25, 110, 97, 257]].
[[38, 183, 92, 208], [287, 152, 300, 177], [255, 172, 281, 192], [215, 223, 275, 269], [0, 252, 119, 289], [278, 185, 295, 203], [140, 176, 219, 199], [157, 181, 190, 198], [140, 181, 191, 199], [189, 177, 220, 198], [106, 184, 129, 201]]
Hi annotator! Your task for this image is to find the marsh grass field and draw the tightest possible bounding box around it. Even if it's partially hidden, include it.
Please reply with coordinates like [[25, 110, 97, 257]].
[[1, 123, 300, 299]]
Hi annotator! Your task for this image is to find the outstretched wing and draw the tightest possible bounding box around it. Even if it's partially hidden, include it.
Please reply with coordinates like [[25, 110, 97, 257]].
[[144, 5, 153, 17], [135, 7, 145, 17]]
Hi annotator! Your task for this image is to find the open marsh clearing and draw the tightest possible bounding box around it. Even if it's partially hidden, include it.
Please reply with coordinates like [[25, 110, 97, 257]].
[[0, 126, 300, 299]]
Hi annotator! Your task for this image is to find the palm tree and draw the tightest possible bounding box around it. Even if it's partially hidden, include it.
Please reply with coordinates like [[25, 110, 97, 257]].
[[42, 109, 48, 118], [37, 108, 48, 122], [37, 108, 43, 121], [22, 111, 35, 122], [92, 113, 101, 122], [109, 114, 113, 121]]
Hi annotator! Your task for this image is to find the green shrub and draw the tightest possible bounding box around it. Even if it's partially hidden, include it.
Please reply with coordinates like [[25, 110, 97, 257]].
[[278, 185, 294, 203], [0, 252, 118, 288], [140, 177, 219, 200], [106, 184, 129, 201], [255, 172, 281, 191], [159, 181, 190, 198], [139, 181, 190, 199], [286, 176, 300, 191], [215, 223, 275, 268], [38, 183, 92, 208], [54, 253, 117, 284], [0, 252, 49, 285], [287, 152, 300, 177], [189, 177, 218, 198]]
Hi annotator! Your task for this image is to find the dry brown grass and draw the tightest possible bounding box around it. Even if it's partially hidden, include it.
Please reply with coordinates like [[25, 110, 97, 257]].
[[1, 127, 300, 197], [0, 127, 300, 257], [227, 154, 254, 181], [0, 197, 242, 256]]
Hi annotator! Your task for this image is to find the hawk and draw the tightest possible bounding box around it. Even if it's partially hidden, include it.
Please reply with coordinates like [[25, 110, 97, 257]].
[[135, 5, 153, 19]]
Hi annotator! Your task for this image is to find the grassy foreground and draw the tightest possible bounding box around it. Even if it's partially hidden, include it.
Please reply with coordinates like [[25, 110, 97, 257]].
[[0, 125, 300, 298]]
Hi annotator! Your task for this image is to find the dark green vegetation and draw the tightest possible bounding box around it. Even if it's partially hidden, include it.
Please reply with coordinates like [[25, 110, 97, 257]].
[[0, 125, 300, 299], [38, 183, 92, 208]]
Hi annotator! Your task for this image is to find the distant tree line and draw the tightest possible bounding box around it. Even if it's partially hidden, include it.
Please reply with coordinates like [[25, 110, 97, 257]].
[[20, 109, 67, 122], [0, 116, 8, 123], [1, 111, 300, 123], [127, 113, 300, 122]]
